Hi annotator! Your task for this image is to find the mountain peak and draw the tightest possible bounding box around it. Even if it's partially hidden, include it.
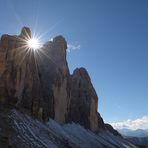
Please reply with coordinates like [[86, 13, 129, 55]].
[[20, 26, 32, 38], [0, 27, 102, 132], [0, 27, 137, 148]]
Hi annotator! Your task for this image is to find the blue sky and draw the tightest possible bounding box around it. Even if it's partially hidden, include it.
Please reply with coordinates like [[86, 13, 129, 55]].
[[0, 0, 148, 125]]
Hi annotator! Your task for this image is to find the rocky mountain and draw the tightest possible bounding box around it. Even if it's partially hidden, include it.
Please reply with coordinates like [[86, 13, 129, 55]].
[[118, 128, 148, 147], [125, 137, 148, 148], [0, 27, 137, 147], [118, 128, 148, 138]]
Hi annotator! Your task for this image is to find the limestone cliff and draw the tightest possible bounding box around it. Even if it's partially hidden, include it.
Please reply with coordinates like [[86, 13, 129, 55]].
[[67, 68, 99, 131], [0, 27, 105, 132]]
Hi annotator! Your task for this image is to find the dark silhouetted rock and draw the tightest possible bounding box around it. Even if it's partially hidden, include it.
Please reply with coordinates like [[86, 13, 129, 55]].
[[105, 123, 122, 136], [0, 27, 106, 132], [37, 35, 70, 123], [67, 68, 99, 131], [97, 112, 106, 129], [20, 26, 31, 38]]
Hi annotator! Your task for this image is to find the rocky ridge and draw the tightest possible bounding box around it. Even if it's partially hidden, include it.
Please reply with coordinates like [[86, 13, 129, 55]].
[[0, 27, 136, 148], [0, 27, 103, 131]]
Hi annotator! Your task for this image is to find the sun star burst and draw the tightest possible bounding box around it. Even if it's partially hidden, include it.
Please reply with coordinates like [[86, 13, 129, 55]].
[[27, 38, 40, 50]]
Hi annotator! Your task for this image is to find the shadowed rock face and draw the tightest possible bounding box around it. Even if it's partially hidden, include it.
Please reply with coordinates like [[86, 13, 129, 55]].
[[67, 68, 99, 131], [0, 27, 105, 131], [105, 124, 121, 137]]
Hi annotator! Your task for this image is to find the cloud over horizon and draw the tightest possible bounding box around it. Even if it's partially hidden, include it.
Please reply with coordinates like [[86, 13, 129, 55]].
[[110, 116, 148, 130]]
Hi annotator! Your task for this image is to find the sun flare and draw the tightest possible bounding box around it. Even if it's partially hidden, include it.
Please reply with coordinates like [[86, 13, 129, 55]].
[[27, 38, 40, 50]]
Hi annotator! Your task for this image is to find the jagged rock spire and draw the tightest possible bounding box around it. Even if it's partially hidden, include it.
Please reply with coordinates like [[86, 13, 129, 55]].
[[0, 27, 105, 132], [20, 26, 32, 38]]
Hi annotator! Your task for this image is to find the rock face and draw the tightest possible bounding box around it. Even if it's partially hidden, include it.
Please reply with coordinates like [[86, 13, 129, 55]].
[[0, 27, 105, 132], [105, 124, 121, 137], [67, 68, 99, 131]]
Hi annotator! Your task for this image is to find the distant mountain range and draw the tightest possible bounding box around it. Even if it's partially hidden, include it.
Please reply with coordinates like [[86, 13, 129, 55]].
[[118, 128, 148, 137], [118, 128, 148, 148], [125, 137, 148, 148]]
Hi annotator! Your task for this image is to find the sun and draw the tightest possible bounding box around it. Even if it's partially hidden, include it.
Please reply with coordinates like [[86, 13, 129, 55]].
[[27, 38, 40, 50]]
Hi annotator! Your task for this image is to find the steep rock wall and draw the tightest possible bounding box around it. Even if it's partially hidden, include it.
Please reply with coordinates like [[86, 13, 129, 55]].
[[0, 27, 105, 132]]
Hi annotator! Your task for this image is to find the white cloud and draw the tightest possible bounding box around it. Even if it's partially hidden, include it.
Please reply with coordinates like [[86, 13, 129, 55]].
[[67, 44, 80, 52], [110, 116, 148, 130]]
